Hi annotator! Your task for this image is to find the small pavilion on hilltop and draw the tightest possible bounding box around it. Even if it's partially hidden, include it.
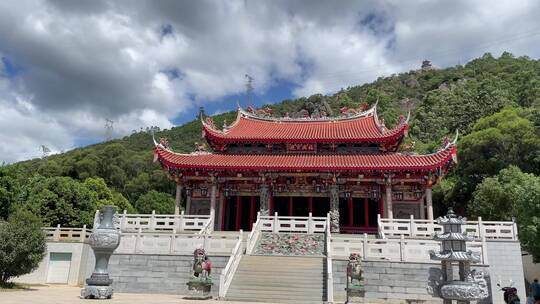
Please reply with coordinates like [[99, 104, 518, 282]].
[[153, 103, 458, 233]]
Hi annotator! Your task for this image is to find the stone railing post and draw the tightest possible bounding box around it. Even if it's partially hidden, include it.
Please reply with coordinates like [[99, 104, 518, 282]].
[[120, 210, 127, 231], [273, 212, 278, 233], [149, 210, 156, 230], [81, 225, 87, 242], [409, 214, 415, 237], [54, 224, 61, 242], [179, 210, 185, 232], [362, 233, 368, 259], [308, 212, 313, 233], [512, 217, 518, 240], [134, 227, 142, 253], [170, 228, 177, 254], [477, 216, 483, 239], [399, 235, 405, 262]]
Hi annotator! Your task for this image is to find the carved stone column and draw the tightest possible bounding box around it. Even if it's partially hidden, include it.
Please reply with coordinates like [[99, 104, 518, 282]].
[[385, 180, 393, 219], [210, 179, 217, 226], [186, 193, 192, 215], [259, 184, 269, 216], [175, 184, 183, 215], [329, 184, 340, 233], [426, 186, 433, 220], [81, 206, 121, 299]]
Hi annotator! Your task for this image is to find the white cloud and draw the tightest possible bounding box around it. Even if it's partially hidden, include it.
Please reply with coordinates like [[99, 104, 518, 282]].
[[0, 0, 539, 162]]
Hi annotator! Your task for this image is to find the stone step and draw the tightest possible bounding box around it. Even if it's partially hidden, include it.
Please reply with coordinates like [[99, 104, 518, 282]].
[[237, 256, 325, 262], [225, 296, 324, 304], [226, 291, 325, 300], [230, 278, 325, 286], [232, 272, 325, 280], [225, 253, 326, 302], [228, 284, 326, 293]]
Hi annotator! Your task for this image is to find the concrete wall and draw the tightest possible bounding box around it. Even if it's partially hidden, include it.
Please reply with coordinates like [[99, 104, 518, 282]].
[[332, 260, 493, 304], [109, 253, 230, 296], [15, 242, 94, 286], [522, 252, 540, 287], [332, 240, 526, 304], [486, 241, 526, 303]]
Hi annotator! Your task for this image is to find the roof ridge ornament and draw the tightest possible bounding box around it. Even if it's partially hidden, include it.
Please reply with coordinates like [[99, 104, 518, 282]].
[[451, 129, 459, 145], [150, 130, 171, 151], [151, 129, 159, 147], [440, 129, 459, 151]]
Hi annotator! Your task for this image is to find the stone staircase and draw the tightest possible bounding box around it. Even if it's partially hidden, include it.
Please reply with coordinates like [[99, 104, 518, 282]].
[[225, 255, 327, 303]]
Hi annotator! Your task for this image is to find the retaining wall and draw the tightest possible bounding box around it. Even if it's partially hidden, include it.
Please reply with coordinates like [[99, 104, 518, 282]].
[[109, 253, 230, 296], [332, 240, 524, 304], [332, 260, 491, 304]]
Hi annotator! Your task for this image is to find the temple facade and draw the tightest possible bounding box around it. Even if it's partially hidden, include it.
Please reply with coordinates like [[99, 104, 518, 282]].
[[153, 103, 458, 233]]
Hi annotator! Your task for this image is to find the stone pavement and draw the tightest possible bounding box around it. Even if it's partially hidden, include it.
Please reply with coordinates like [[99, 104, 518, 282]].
[[0, 285, 272, 304]]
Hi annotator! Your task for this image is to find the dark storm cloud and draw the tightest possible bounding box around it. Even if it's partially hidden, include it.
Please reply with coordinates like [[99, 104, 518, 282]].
[[0, 0, 539, 163]]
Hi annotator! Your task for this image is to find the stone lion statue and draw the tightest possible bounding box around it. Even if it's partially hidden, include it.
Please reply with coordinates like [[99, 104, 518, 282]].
[[347, 253, 363, 286], [192, 248, 212, 280]]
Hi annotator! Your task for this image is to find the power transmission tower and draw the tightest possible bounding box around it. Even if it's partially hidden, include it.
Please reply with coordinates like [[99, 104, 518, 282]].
[[105, 119, 114, 141], [40, 145, 51, 158], [245, 74, 254, 105]]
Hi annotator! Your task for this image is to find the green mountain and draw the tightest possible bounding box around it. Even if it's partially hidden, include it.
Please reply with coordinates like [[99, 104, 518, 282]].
[[2, 52, 540, 223]]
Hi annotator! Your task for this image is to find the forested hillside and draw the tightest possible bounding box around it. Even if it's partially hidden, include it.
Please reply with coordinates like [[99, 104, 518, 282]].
[[1, 52, 540, 258]]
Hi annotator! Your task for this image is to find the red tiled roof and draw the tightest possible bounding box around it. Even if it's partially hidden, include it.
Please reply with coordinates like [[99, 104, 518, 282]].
[[154, 145, 457, 172], [202, 108, 408, 143]]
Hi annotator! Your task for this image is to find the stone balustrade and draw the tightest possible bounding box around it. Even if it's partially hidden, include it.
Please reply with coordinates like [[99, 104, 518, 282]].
[[331, 234, 489, 264], [378, 214, 518, 240], [42, 225, 92, 243], [94, 210, 212, 233]]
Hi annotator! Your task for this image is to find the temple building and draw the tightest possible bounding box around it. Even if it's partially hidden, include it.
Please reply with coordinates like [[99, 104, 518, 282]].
[[153, 103, 458, 233]]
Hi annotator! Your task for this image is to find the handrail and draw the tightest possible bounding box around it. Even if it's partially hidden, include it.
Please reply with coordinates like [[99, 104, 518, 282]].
[[246, 212, 261, 254], [95, 209, 212, 233], [377, 214, 386, 239], [331, 235, 489, 264], [219, 230, 243, 299], [378, 214, 518, 240], [325, 213, 334, 303], [116, 229, 239, 255], [42, 225, 92, 243], [258, 213, 327, 234], [198, 210, 214, 235]]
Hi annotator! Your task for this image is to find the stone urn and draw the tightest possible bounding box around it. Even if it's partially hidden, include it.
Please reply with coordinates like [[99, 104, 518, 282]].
[[81, 206, 121, 299]]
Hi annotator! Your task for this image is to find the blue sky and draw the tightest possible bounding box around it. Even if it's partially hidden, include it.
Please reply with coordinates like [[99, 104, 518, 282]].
[[1, 0, 540, 163], [173, 79, 299, 125]]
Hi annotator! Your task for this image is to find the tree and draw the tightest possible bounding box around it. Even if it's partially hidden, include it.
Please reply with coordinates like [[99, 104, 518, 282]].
[[0, 167, 20, 220], [83, 177, 135, 213], [470, 166, 540, 261], [134, 190, 176, 214], [440, 107, 540, 210], [21, 176, 96, 227], [0, 210, 46, 285]]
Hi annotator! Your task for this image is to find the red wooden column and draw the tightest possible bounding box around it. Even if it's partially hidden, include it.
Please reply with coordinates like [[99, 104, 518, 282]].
[[249, 196, 256, 230], [308, 197, 313, 214], [364, 198, 370, 227], [235, 196, 242, 231], [289, 196, 293, 216], [378, 196, 384, 218], [348, 197, 354, 226], [221, 196, 228, 230]]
